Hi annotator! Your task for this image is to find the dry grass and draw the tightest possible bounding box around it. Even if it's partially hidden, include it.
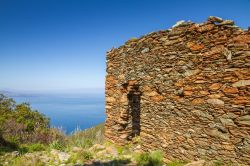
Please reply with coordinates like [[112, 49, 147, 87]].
[[67, 123, 105, 148]]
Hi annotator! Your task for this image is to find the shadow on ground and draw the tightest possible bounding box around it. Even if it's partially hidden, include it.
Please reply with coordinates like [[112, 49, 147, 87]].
[[83, 159, 134, 166]]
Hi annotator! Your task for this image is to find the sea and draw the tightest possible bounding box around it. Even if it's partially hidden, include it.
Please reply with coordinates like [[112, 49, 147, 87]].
[[11, 93, 106, 134]]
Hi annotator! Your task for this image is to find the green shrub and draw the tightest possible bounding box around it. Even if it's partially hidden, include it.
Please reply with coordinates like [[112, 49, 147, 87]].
[[167, 160, 187, 166], [117, 146, 124, 155], [26, 143, 46, 152], [81, 139, 93, 148], [17, 146, 28, 155], [0, 94, 67, 155], [67, 150, 93, 164], [49, 140, 65, 151], [0, 94, 53, 146], [135, 152, 151, 166], [150, 150, 164, 166], [0, 146, 14, 155], [135, 150, 163, 166], [81, 150, 93, 160], [16, 143, 47, 155]]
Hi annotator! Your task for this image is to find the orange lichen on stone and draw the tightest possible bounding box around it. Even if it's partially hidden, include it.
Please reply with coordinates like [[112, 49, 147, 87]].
[[223, 87, 239, 94], [175, 80, 184, 87], [234, 96, 249, 104], [192, 98, 205, 105], [151, 95, 165, 102], [196, 24, 214, 33], [183, 86, 193, 91], [128, 80, 137, 85], [233, 34, 250, 44], [184, 91, 193, 96], [186, 42, 205, 51], [106, 75, 118, 85], [209, 83, 222, 91], [200, 91, 210, 95], [208, 94, 222, 99]]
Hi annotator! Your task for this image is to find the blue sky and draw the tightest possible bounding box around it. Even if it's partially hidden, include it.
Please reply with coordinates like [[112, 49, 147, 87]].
[[0, 0, 249, 93]]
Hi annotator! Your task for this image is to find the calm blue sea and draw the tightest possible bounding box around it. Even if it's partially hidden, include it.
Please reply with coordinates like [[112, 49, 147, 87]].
[[12, 94, 105, 134]]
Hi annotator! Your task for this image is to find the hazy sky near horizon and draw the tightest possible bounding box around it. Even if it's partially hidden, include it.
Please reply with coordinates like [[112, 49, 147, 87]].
[[0, 0, 249, 93]]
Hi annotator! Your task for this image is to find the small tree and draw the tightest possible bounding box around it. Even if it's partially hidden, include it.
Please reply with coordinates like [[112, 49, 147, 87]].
[[0, 94, 54, 146]]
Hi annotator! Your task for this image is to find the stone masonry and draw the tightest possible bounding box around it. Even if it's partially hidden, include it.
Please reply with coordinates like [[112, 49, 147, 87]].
[[105, 16, 250, 165]]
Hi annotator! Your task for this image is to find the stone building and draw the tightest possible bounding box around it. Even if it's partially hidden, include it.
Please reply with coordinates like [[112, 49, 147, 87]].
[[105, 16, 250, 164]]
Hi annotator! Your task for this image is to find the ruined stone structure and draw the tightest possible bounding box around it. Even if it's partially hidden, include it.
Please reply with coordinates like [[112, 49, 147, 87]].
[[105, 17, 250, 164]]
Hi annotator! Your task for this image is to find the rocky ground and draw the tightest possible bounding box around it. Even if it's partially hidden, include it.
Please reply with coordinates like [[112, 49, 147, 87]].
[[1, 143, 138, 166], [0, 142, 231, 166]]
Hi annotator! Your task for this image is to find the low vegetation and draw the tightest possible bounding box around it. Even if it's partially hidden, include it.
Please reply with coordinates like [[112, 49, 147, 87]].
[[135, 150, 163, 166], [67, 123, 105, 148], [0, 94, 65, 151], [166, 160, 187, 166]]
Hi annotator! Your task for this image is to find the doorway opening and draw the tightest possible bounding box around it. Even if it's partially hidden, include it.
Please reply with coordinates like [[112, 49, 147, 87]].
[[127, 84, 141, 138]]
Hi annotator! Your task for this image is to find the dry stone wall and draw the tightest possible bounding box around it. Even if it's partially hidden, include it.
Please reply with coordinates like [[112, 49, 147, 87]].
[[105, 16, 250, 165]]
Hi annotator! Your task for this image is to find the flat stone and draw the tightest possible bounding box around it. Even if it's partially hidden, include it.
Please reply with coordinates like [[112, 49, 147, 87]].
[[106, 97, 116, 103], [208, 94, 221, 99], [172, 20, 185, 28], [243, 51, 250, 56], [207, 99, 224, 106], [205, 128, 229, 140], [120, 133, 128, 139], [151, 95, 165, 102], [184, 90, 193, 96], [118, 119, 128, 125], [192, 110, 213, 120], [141, 48, 149, 54], [219, 20, 234, 25], [183, 69, 200, 77], [197, 24, 214, 33], [209, 83, 222, 90], [234, 96, 249, 104], [183, 86, 192, 91], [207, 16, 223, 23], [159, 37, 168, 41], [200, 91, 210, 95], [223, 87, 239, 94], [168, 30, 184, 37], [194, 80, 207, 83], [236, 115, 250, 127], [237, 120, 250, 126], [221, 113, 238, 119], [192, 98, 205, 105], [163, 39, 181, 46], [232, 80, 250, 87], [238, 115, 250, 121], [219, 118, 236, 126], [144, 91, 159, 97]]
